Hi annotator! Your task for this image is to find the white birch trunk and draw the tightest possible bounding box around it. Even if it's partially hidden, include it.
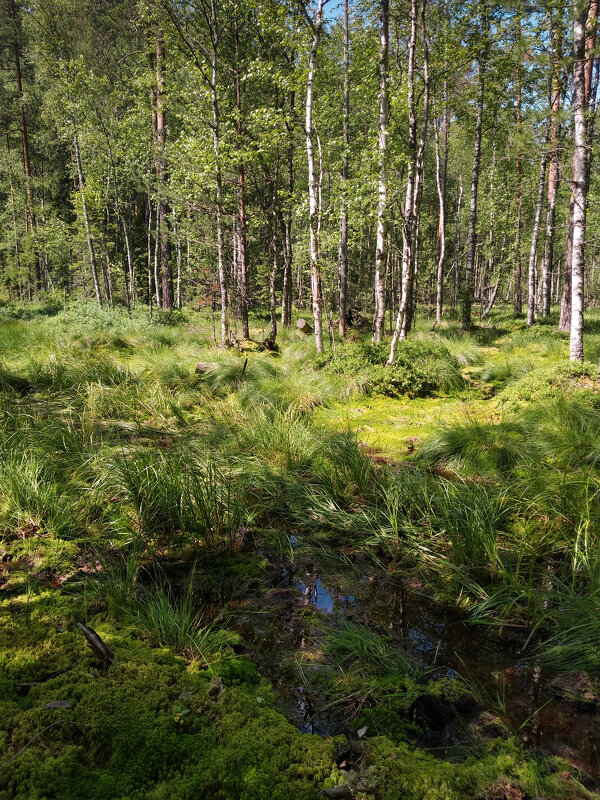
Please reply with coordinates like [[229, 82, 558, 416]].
[[388, 0, 417, 364], [74, 132, 102, 308], [462, 52, 485, 331], [373, 0, 389, 342], [527, 138, 548, 325], [306, 0, 325, 353], [570, 0, 590, 360]]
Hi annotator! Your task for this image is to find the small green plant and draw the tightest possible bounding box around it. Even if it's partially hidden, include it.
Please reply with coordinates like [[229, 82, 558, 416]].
[[129, 574, 239, 662], [322, 621, 420, 678], [86, 549, 142, 613]]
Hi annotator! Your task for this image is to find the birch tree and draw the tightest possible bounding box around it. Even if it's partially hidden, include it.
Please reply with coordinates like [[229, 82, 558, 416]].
[[372, 0, 388, 342], [570, 0, 594, 360], [305, 0, 326, 353]]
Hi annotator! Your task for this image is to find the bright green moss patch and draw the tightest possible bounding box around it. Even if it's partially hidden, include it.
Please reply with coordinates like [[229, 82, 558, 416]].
[[0, 621, 341, 800], [0, 624, 590, 800], [360, 736, 589, 800], [315, 394, 500, 458]]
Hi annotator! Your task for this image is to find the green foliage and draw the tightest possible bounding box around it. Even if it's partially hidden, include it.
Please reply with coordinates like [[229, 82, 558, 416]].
[[416, 418, 529, 476], [100, 449, 247, 550], [0, 301, 63, 321], [1, 308, 599, 800], [535, 583, 600, 672], [322, 621, 420, 677], [434, 480, 504, 568], [315, 339, 463, 398], [501, 361, 599, 409], [128, 578, 240, 661], [0, 455, 80, 539], [478, 353, 536, 384]]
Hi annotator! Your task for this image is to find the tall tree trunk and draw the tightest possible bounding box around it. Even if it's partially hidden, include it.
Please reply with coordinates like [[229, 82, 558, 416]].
[[281, 91, 295, 326], [388, 0, 417, 363], [452, 172, 464, 309], [561, 0, 597, 331], [9, 0, 40, 297], [210, 0, 228, 347], [96, 113, 135, 309], [484, 138, 496, 312], [268, 156, 280, 343], [5, 128, 22, 294], [73, 132, 102, 308], [527, 135, 549, 325], [513, 3, 523, 315], [237, 175, 249, 338], [154, 206, 161, 306], [146, 195, 153, 309], [372, 0, 389, 341], [269, 214, 279, 343], [155, 20, 171, 310], [570, 0, 593, 360], [174, 211, 182, 309], [104, 252, 114, 309], [402, 0, 430, 337], [541, 3, 564, 317], [462, 45, 486, 331], [434, 113, 448, 325], [435, 10, 449, 325], [305, 0, 325, 353], [235, 21, 250, 339], [338, 0, 350, 337]]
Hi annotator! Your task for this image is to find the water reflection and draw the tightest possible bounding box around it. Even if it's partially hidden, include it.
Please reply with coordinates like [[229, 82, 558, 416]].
[[159, 542, 600, 779]]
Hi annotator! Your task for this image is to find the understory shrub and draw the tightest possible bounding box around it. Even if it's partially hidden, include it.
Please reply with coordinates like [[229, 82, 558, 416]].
[[315, 339, 463, 397], [501, 361, 599, 409]]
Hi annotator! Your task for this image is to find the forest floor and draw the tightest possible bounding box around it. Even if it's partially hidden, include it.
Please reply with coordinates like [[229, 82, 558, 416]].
[[1, 301, 600, 800]]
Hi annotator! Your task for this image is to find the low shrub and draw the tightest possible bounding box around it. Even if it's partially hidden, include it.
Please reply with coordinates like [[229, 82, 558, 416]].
[[315, 340, 463, 397], [500, 361, 599, 409]]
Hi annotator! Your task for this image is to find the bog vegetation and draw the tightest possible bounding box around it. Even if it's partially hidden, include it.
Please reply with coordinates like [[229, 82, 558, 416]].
[[3, 0, 600, 796], [1, 301, 600, 799]]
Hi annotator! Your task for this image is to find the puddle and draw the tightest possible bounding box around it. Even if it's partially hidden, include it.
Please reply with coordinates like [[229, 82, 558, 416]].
[[161, 540, 600, 780], [296, 576, 356, 613]]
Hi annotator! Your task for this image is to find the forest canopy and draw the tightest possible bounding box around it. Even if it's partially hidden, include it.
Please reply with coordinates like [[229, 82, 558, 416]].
[[1, 0, 598, 358]]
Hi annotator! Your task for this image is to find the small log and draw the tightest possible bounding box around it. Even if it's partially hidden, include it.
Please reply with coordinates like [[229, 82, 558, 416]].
[[296, 318, 313, 335], [77, 623, 114, 664], [16, 681, 42, 696], [195, 361, 218, 374]]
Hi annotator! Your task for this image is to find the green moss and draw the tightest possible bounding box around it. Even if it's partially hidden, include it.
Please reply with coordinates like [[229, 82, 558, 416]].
[[361, 736, 589, 800], [0, 624, 340, 800], [501, 361, 599, 410], [315, 394, 499, 458]]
